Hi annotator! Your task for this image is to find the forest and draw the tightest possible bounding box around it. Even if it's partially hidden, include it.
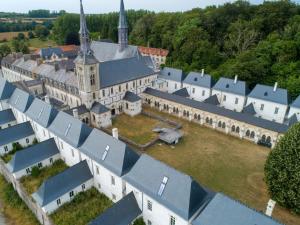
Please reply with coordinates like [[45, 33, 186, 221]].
[[44, 1, 300, 100]]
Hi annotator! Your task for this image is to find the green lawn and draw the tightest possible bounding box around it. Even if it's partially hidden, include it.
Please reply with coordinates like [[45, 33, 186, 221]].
[[20, 160, 68, 195], [0, 38, 57, 51], [50, 188, 113, 225]]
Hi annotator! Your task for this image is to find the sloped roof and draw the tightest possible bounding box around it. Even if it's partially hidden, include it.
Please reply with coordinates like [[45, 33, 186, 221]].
[[40, 47, 63, 59], [79, 129, 139, 177], [287, 114, 298, 126], [8, 88, 34, 113], [173, 88, 190, 98], [0, 77, 16, 100], [7, 138, 59, 173], [291, 95, 300, 109], [99, 57, 155, 88], [0, 121, 34, 146], [248, 84, 288, 105], [25, 98, 58, 128], [64, 105, 89, 116], [204, 95, 220, 105], [89, 192, 141, 225], [144, 88, 289, 133], [0, 109, 16, 126], [159, 67, 184, 82], [32, 160, 93, 207], [24, 79, 43, 87], [91, 102, 110, 114], [242, 103, 257, 115], [48, 111, 92, 148], [192, 193, 282, 225], [123, 91, 141, 102], [213, 77, 247, 96], [124, 154, 212, 220], [183, 72, 213, 88], [138, 46, 169, 57]]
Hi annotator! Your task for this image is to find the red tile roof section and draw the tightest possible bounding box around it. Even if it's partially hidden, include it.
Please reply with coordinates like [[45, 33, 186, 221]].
[[138, 46, 169, 57]]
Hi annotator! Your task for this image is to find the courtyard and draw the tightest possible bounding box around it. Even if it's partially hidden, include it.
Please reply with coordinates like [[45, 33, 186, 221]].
[[111, 106, 300, 225]]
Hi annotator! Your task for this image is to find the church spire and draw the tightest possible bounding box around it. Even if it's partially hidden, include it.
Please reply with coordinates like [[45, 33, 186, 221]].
[[118, 0, 128, 51], [79, 0, 92, 55]]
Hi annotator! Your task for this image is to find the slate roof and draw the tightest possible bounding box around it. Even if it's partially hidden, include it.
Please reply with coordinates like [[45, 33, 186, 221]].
[[173, 88, 190, 98], [0, 109, 16, 126], [159, 67, 184, 82], [64, 105, 89, 116], [89, 192, 141, 225], [242, 103, 257, 115], [183, 72, 213, 88], [7, 138, 59, 173], [8, 88, 34, 113], [0, 77, 16, 100], [291, 95, 300, 108], [192, 193, 283, 225], [204, 95, 220, 105], [39, 47, 63, 59], [79, 129, 139, 177], [144, 88, 289, 133], [0, 121, 34, 146], [99, 57, 155, 88], [24, 79, 43, 87], [48, 111, 92, 148], [248, 84, 288, 105], [91, 102, 110, 114], [32, 160, 93, 207], [213, 77, 247, 96], [123, 91, 141, 102], [124, 154, 212, 220], [25, 98, 58, 128], [287, 114, 298, 126]]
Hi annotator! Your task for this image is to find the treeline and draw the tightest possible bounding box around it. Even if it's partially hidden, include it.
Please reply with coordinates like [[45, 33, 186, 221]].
[[52, 1, 300, 99], [28, 9, 66, 18]]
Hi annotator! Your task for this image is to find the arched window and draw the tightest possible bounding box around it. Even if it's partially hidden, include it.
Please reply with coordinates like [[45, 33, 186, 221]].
[[93, 115, 96, 122], [90, 74, 95, 86], [236, 126, 240, 133], [261, 135, 266, 142], [209, 118, 213, 125], [222, 122, 226, 129], [250, 131, 255, 139], [206, 117, 210, 124], [231, 125, 236, 132], [218, 121, 222, 128], [198, 115, 201, 121], [246, 130, 250, 137], [266, 136, 271, 144], [194, 114, 198, 120]]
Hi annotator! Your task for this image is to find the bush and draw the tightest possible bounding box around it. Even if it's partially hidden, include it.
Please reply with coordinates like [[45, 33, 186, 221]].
[[265, 123, 300, 214], [133, 218, 146, 225], [30, 166, 41, 178]]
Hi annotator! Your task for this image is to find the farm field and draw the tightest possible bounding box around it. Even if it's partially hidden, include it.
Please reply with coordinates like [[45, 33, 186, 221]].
[[0, 31, 28, 41]]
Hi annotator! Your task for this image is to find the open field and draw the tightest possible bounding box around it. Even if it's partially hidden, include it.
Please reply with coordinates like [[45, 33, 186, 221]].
[[20, 160, 68, 195], [50, 188, 113, 225], [0, 31, 28, 41], [0, 175, 39, 225], [118, 106, 299, 225]]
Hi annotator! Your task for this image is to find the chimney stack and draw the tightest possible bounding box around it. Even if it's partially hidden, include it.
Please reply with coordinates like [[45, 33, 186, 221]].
[[112, 128, 119, 140], [73, 109, 79, 119], [44, 95, 50, 104], [273, 82, 278, 92], [201, 69, 204, 77], [234, 75, 238, 84]]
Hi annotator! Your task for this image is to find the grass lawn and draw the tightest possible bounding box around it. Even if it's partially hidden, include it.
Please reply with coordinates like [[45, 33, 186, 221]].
[[0, 175, 39, 225], [0, 31, 28, 41], [0, 37, 57, 51], [111, 114, 173, 145], [50, 188, 113, 225], [20, 159, 68, 195], [141, 106, 300, 225]]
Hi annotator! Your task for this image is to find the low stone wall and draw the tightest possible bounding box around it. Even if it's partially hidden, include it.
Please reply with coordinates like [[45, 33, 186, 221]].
[[0, 158, 55, 225], [141, 111, 182, 130]]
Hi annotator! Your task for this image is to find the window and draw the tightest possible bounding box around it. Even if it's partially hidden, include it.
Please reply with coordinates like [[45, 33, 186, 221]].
[[147, 200, 152, 211], [57, 199, 61, 206], [223, 95, 226, 102], [175, 83, 177, 89], [38, 162, 42, 168], [260, 104, 264, 111], [50, 158, 53, 164], [26, 168, 31, 174], [93, 93, 96, 99], [112, 194, 116, 200], [111, 176, 115, 186], [4, 146, 8, 152], [82, 184, 86, 191], [119, 85, 121, 92], [170, 216, 176, 225], [60, 142, 64, 150], [96, 166, 99, 175], [102, 90, 105, 97], [126, 83, 128, 90], [192, 88, 195, 94], [147, 220, 152, 225], [98, 183, 101, 189], [202, 90, 205, 96], [133, 82, 135, 88], [71, 149, 75, 157], [235, 98, 239, 104], [69, 191, 74, 198], [26, 138, 29, 144], [275, 107, 279, 114], [90, 74, 95, 86], [111, 88, 114, 94]]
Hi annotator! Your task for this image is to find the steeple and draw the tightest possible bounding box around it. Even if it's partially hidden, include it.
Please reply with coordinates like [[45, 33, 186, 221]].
[[118, 0, 128, 51], [79, 0, 92, 56]]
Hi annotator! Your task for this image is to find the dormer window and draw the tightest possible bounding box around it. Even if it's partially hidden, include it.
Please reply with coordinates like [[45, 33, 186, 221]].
[[168, 72, 171, 76], [226, 84, 230, 88], [158, 176, 168, 196], [264, 92, 268, 96], [194, 78, 198, 82]]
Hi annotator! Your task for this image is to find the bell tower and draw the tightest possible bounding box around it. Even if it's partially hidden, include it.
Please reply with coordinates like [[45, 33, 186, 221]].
[[74, 0, 99, 109], [118, 0, 128, 51]]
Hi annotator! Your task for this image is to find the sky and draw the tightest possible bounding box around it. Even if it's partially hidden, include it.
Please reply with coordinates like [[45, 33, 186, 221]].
[[0, 0, 274, 14]]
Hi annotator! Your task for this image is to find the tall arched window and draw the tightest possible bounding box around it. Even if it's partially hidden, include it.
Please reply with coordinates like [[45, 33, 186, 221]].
[[90, 74, 95, 86]]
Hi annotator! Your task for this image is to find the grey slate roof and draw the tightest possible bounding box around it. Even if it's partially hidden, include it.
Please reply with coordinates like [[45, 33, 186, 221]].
[[32, 160, 93, 207], [204, 95, 220, 105], [64, 105, 89, 116], [123, 91, 141, 102], [39, 47, 63, 59], [124, 154, 212, 220], [24, 79, 43, 87], [0, 109, 16, 126], [159, 67, 184, 82], [0, 77, 16, 100], [248, 84, 288, 105], [287, 114, 298, 126], [25, 98, 58, 128], [0, 121, 34, 146], [291, 95, 300, 108], [213, 77, 247, 96], [144, 88, 289, 133], [192, 193, 283, 225], [183, 72, 213, 88], [79, 129, 139, 177], [173, 88, 190, 98], [242, 103, 257, 115], [89, 192, 141, 225], [7, 138, 59, 173], [99, 57, 155, 88], [8, 88, 34, 113], [91, 102, 110, 114], [48, 111, 92, 148]]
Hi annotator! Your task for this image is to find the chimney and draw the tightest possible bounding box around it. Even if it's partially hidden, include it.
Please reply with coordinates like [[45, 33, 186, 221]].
[[112, 128, 119, 140], [234, 75, 238, 84], [44, 95, 50, 104], [73, 109, 79, 119], [201, 69, 204, 77], [273, 82, 278, 92]]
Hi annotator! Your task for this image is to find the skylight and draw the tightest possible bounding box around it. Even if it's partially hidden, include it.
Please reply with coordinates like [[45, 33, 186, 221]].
[[102, 145, 110, 161], [37, 107, 44, 119], [15, 96, 20, 105], [65, 123, 72, 136], [158, 176, 169, 196]]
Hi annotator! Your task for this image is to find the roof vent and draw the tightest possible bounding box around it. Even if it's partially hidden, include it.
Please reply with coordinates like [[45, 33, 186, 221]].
[[102, 145, 110, 161], [234, 75, 238, 84], [201, 69, 204, 77], [158, 176, 169, 196], [273, 82, 278, 92]]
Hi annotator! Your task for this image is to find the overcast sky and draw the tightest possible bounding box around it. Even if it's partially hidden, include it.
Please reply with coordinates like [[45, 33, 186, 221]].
[[0, 0, 281, 14]]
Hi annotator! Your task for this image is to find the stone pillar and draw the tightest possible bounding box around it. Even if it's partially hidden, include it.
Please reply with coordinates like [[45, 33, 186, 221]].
[[200, 117, 204, 125], [239, 127, 245, 139], [212, 119, 217, 129], [225, 125, 230, 134], [255, 132, 261, 144]]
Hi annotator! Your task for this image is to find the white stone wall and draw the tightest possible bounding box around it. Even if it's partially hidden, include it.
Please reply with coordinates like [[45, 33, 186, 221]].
[[0, 135, 36, 156], [183, 84, 211, 102], [0, 99, 10, 111], [124, 100, 142, 117], [91, 112, 112, 128], [288, 107, 300, 121], [0, 120, 17, 130], [162, 79, 182, 94], [212, 90, 246, 112]]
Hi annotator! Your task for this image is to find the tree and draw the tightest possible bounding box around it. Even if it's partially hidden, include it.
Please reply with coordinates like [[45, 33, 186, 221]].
[[0, 44, 11, 57], [11, 40, 29, 54], [265, 123, 300, 214], [17, 32, 26, 40], [34, 25, 50, 39], [133, 218, 146, 225], [28, 31, 35, 39]]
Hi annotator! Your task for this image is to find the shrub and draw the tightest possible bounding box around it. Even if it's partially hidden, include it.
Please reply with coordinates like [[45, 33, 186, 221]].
[[265, 123, 300, 214], [133, 218, 146, 225], [30, 166, 41, 178]]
